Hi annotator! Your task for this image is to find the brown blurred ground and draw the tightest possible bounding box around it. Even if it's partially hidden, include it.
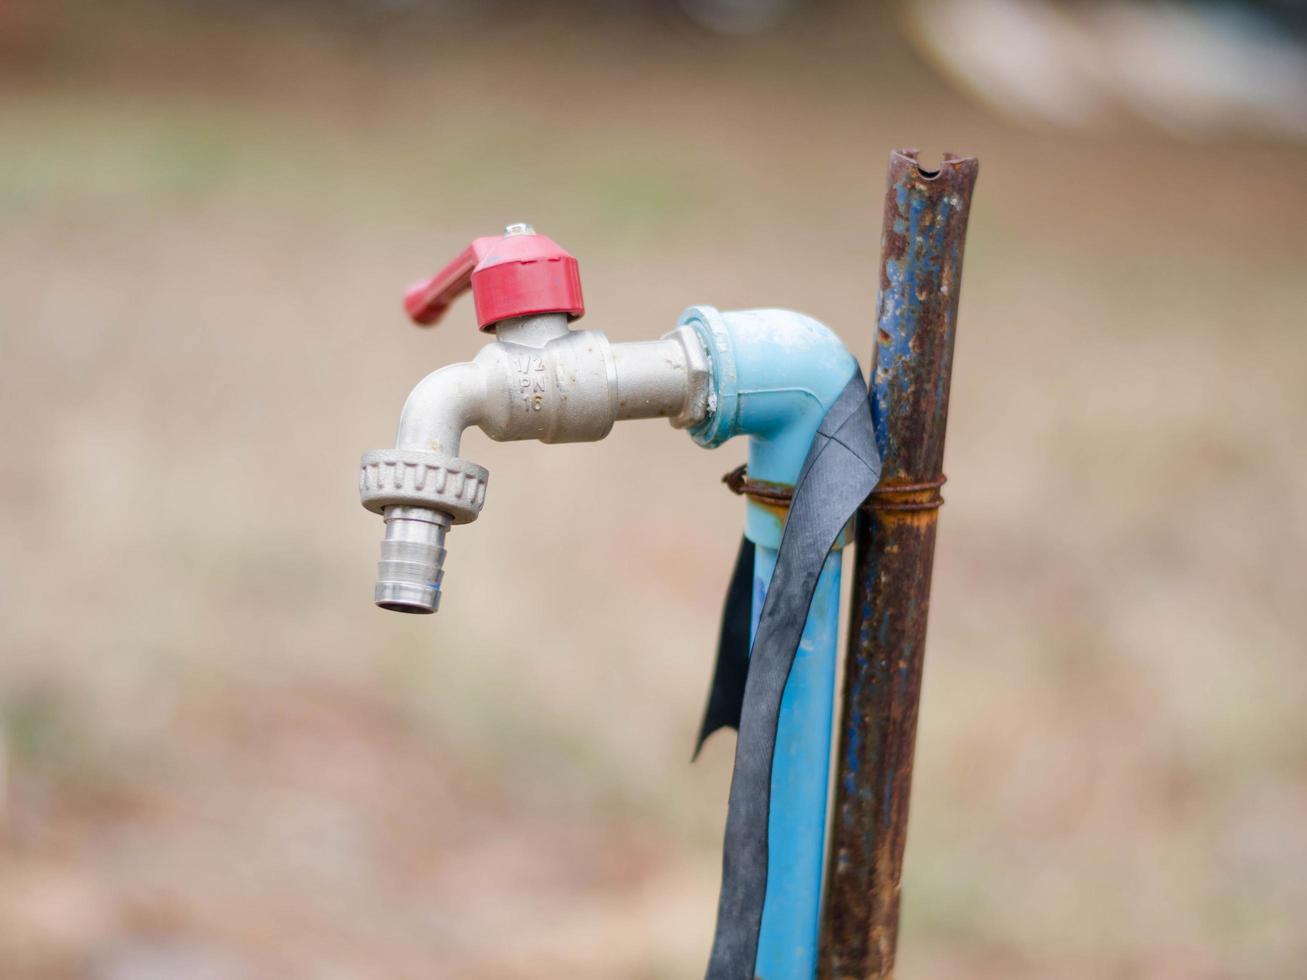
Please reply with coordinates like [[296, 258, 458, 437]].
[[2, 3, 1306, 978]]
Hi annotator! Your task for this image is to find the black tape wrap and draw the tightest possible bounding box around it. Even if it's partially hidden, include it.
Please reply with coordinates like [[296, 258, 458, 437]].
[[695, 371, 881, 979]]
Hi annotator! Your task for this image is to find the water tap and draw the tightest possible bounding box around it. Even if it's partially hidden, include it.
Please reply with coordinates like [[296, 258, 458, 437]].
[[359, 224, 712, 613]]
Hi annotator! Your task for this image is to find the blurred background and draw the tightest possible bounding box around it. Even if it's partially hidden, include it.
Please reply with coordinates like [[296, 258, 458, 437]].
[[2, 1, 1305, 977]]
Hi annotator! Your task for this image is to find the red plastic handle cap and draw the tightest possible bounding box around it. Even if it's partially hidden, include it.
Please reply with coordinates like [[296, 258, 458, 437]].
[[403, 227, 585, 331]]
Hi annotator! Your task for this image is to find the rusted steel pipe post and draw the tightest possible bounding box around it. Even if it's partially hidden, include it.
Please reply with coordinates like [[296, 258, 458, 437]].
[[818, 149, 979, 979]]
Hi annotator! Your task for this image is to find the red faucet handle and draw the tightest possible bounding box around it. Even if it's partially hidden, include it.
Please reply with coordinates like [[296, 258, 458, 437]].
[[403, 237, 496, 327], [403, 226, 585, 331]]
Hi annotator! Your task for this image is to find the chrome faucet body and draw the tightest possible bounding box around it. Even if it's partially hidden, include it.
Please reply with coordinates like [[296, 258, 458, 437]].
[[393, 314, 710, 459], [360, 302, 711, 612]]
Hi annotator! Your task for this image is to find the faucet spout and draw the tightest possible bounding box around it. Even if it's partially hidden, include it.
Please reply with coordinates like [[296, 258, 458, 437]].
[[395, 360, 486, 458]]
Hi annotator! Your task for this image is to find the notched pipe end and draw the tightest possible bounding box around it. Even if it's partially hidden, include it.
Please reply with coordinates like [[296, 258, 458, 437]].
[[889, 148, 979, 183]]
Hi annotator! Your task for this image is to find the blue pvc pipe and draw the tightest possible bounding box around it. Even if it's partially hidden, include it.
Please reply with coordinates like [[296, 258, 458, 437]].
[[752, 545, 842, 979], [682, 306, 857, 979]]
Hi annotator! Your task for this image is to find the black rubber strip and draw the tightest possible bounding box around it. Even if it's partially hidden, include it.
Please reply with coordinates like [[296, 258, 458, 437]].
[[698, 372, 881, 979], [694, 535, 755, 760]]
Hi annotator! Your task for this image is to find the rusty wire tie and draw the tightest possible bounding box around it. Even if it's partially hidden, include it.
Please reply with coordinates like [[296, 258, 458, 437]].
[[722, 464, 794, 507], [725, 465, 946, 513], [864, 476, 947, 512]]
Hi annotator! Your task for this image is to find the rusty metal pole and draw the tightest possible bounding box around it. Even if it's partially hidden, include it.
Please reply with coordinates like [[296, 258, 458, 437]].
[[818, 149, 979, 979]]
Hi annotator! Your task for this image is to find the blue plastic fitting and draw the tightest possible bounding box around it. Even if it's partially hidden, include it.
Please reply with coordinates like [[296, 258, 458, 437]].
[[684, 306, 858, 548]]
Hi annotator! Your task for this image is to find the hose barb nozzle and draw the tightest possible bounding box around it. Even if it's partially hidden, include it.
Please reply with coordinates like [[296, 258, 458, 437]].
[[375, 506, 450, 613], [359, 449, 488, 614]]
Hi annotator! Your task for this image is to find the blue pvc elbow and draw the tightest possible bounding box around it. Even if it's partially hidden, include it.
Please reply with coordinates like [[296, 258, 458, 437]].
[[682, 306, 859, 548]]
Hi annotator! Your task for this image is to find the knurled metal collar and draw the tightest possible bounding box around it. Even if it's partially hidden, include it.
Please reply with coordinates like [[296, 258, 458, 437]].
[[359, 449, 488, 525]]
